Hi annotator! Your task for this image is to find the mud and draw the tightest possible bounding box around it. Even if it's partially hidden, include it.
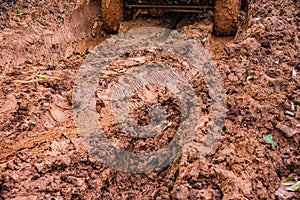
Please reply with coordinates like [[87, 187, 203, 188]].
[[0, 0, 299, 199]]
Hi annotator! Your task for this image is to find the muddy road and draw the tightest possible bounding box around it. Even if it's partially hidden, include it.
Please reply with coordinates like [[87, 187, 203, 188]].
[[0, 0, 299, 199]]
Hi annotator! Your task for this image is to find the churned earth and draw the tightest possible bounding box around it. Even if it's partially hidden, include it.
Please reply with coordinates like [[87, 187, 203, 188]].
[[0, 0, 299, 199]]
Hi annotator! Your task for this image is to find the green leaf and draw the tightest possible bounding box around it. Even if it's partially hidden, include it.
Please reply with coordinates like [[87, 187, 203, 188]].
[[246, 75, 254, 80], [282, 176, 295, 183], [271, 141, 277, 147], [263, 134, 277, 147], [282, 177, 296, 186], [37, 75, 47, 81], [17, 10, 24, 15], [286, 181, 300, 191], [155, 124, 162, 129]]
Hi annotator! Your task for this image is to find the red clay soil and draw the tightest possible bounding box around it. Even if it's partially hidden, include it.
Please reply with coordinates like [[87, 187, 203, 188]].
[[0, 0, 299, 199]]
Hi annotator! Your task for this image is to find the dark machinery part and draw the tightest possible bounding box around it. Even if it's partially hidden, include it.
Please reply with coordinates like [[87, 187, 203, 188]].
[[102, 0, 243, 36], [126, 0, 214, 17]]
